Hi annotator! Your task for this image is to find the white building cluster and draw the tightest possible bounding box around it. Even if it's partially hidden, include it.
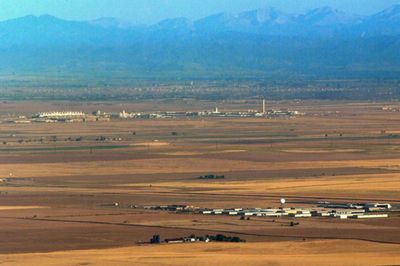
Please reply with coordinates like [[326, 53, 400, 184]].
[[198, 201, 392, 219], [133, 201, 392, 220], [112, 100, 303, 120]]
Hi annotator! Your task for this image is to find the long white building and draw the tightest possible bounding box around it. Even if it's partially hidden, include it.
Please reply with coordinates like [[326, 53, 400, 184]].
[[35, 111, 86, 118]]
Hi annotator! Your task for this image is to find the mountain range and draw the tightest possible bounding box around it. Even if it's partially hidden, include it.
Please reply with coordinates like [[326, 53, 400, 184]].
[[1, 5, 400, 79]]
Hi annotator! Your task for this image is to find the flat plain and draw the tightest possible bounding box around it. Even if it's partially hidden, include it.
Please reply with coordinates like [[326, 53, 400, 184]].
[[0, 100, 399, 265]]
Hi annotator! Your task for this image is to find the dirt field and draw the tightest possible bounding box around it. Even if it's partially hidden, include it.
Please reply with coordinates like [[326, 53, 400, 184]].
[[0, 100, 399, 264], [1, 240, 399, 266]]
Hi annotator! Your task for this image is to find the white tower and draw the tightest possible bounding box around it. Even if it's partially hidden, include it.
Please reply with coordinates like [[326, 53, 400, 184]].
[[262, 99, 266, 114], [280, 198, 286, 210]]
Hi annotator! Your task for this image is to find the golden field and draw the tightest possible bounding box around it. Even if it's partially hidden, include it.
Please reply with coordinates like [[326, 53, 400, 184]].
[[1, 240, 399, 266], [0, 100, 399, 264]]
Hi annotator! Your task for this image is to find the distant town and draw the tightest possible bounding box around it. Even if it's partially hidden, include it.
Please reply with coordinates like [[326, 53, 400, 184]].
[[3, 100, 304, 123]]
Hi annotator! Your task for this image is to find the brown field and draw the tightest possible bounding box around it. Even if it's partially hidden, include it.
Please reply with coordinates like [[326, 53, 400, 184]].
[[1, 240, 399, 266], [0, 206, 48, 210], [0, 100, 399, 265]]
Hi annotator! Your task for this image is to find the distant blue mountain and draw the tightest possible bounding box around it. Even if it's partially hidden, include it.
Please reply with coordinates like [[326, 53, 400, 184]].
[[1, 5, 400, 45], [297, 7, 361, 26], [360, 5, 400, 36], [1, 5, 400, 78], [89, 17, 139, 29]]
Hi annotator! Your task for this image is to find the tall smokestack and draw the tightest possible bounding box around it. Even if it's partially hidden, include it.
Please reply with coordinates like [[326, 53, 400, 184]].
[[262, 99, 266, 114]]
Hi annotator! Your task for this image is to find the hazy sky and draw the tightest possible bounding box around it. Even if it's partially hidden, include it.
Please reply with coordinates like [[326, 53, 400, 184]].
[[1, 0, 400, 24]]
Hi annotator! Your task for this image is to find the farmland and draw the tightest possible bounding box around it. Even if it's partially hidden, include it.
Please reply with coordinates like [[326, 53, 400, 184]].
[[0, 100, 399, 264]]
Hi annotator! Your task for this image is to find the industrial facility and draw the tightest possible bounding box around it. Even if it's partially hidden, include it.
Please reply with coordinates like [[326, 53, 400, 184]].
[[111, 100, 302, 119], [1, 100, 303, 124], [130, 201, 393, 220]]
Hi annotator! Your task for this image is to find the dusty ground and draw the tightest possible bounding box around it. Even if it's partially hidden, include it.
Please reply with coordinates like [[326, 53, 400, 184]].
[[1, 240, 399, 266], [0, 100, 399, 264]]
